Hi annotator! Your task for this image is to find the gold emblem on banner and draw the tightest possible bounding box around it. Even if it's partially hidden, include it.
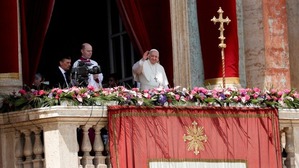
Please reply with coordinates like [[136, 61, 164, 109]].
[[183, 121, 208, 155]]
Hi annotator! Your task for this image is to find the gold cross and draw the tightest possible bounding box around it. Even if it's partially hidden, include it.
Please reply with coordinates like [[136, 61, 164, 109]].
[[211, 7, 231, 50], [211, 7, 231, 88], [183, 121, 207, 155]]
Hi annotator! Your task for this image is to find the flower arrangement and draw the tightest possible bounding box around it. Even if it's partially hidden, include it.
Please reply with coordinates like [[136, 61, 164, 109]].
[[1, 86, 299, 112]]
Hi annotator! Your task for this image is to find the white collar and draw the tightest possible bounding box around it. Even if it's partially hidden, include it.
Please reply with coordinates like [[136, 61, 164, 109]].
[[58, 66, 66, 74]]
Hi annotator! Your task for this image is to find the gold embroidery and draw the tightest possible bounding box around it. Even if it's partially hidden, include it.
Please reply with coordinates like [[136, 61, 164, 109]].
[[183, 121, 208, 155], [0, 73, 19, 79]]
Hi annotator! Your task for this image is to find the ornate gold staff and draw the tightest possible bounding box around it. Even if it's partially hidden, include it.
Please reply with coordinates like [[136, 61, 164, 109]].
[[211, 7, 231, 88]]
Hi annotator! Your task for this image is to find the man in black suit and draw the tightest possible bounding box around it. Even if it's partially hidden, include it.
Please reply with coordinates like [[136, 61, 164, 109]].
[[49, 56, 72, 88]]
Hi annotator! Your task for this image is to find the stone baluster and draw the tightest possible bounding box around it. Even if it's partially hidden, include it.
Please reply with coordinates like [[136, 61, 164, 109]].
[[280, 129, 287, 168], [283, 127, 295, 168], [22, 129, 33, 168], [93, 125, 106, 168], [15, 130, 23, 168], [106, 134, 111, 168], [32, 128, 44, 168], [78, 134, 83, 168], [80, 125, 94, 168]]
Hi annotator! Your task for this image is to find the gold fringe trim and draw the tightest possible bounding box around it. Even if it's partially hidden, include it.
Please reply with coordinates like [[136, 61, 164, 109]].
[[113, 112, 274, 118], [0, 73, 19, 79], [204, 77, 240, 86]]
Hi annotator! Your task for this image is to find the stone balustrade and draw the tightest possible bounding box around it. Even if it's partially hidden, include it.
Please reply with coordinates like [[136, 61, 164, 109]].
[[0, 107, 298, 168], [279, 109, 299, 168], [0, 106, 109, 168]]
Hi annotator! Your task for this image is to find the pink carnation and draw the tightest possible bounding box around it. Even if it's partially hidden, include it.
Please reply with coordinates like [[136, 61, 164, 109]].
[[18, 89, 26, 95]]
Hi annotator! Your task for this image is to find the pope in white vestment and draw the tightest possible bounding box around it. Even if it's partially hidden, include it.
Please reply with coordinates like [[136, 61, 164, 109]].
[[132, 49, 169, 90]]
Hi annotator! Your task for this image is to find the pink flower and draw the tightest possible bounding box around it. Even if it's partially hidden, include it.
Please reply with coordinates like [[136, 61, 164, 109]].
[[270, 89, 277, 94], [132, 88, 139, 92], [239, 88, 247, 95], [56, 89, 63, 94], [245, 95, 250, 101], [175, 94, 180, 100], [253, 87, 261, 93], [19, 89, 26, 95], [253, 93, 259, 99], [277, 91, 284, 97], [38, 90, 46, 96], [293, 92, 299, 99], [272, 96, 278, 101], [283, 89, 291, 94], [143, 93, 151, 99], [190, 90, 196, 95], [87, 85, 94, 91]]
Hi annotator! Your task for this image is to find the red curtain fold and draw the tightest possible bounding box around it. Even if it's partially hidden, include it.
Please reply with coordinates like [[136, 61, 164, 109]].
[[116, 0, 173, 87], [116, 0, 151, 56], [20, 0, 55, 85], [108, 106, 282, 168], [0, 1, 19, 74], [197, 0, 239, 81]]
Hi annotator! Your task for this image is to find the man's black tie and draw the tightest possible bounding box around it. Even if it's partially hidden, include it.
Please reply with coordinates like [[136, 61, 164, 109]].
[[65, 72, 70, 86]]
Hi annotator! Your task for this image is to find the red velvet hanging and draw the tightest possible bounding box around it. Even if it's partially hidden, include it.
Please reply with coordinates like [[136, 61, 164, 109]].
[[19, 0, 55, 85], [109, 106, 282, 168], [0, 1, 19, 74], [197, 0, 239, 84]]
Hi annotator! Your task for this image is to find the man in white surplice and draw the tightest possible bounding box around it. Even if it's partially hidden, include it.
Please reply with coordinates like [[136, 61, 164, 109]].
[[132, 49, 169, 90]]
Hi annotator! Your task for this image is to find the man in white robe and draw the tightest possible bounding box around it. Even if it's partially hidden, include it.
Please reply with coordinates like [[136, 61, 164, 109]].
[[72, 43, 103, 90], [132, 49, 169, 90]]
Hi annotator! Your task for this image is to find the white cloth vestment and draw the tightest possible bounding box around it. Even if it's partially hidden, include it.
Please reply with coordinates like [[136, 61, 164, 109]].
[[132, 59, 169, 90]]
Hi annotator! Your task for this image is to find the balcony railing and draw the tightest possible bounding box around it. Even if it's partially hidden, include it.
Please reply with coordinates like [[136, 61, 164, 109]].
[[0, 106, 297, 168]]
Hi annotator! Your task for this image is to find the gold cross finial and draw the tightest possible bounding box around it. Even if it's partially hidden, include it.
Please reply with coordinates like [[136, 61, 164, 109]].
[[211, 7, 231, 50], [211, 7, 231, 88]]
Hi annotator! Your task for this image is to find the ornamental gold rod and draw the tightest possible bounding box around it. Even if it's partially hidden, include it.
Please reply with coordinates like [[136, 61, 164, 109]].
[[211, 7, 231, 88]]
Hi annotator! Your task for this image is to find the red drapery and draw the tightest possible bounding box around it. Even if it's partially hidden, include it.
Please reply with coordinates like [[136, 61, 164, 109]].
[[108, 106, 282, 168], [197, 0, 240, 85], [116, 0, 174, 87], [20, 0, 55, 85], [0, 1, 19, 76], [116, 0, 151, 56]]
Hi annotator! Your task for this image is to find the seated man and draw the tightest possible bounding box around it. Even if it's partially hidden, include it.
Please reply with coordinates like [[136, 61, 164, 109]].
[[32, 73, 49, 90]]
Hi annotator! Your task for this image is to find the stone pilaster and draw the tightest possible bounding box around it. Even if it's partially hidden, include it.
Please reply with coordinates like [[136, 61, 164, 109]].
[[243, 0, 290, 90], [169, 0, 191, 88]]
